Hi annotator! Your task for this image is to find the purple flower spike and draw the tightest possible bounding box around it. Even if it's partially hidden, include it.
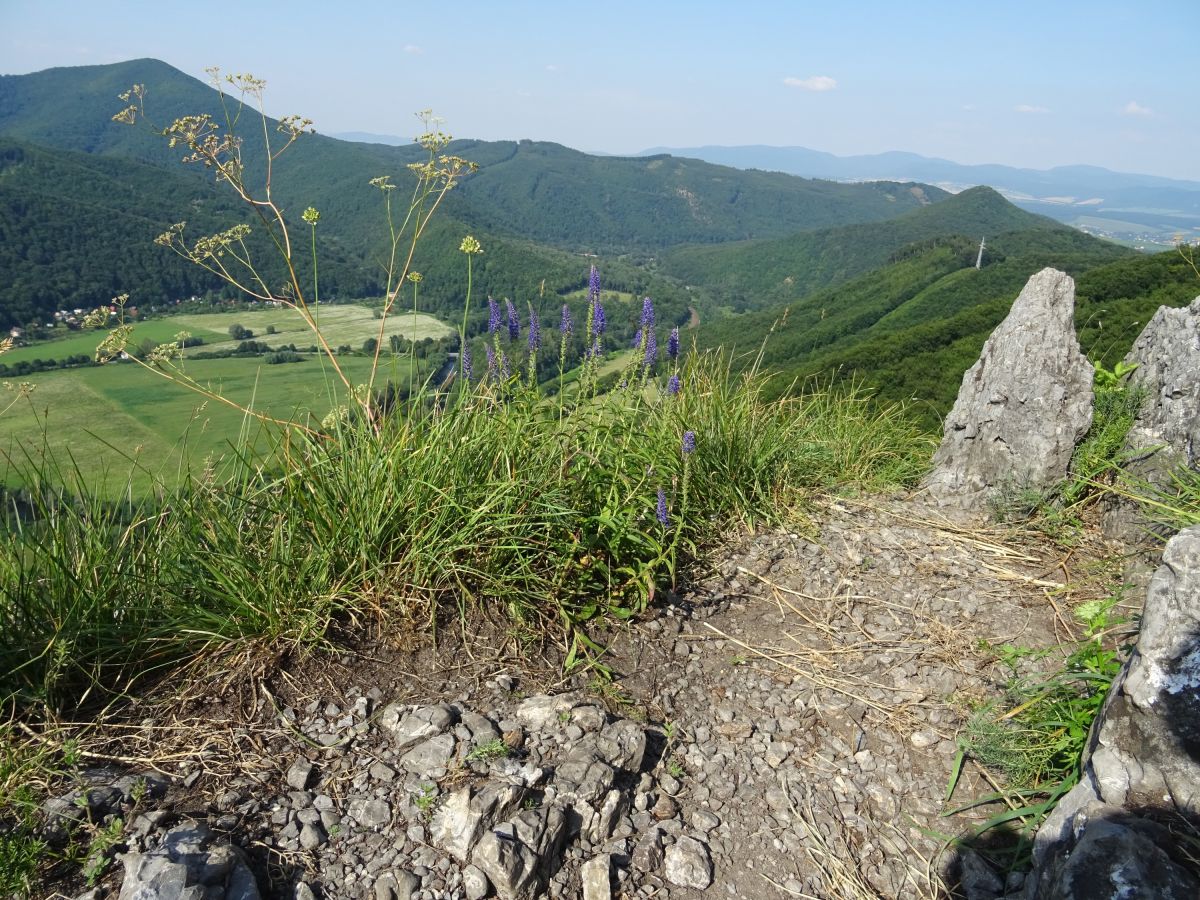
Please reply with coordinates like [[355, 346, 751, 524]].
[[592, 300, 606, 337], [487, 297, 501, 335], [506, 299, 520, 342], [560, 304, 573, 335], [682, 430, 696, 454], [591, 337, 601, 359], [528, 305, 541, 352], [588, 264, 601, 299], [640, 297, 655, 329], [485, 344, 497, 381], [461, 341, 472, 381], [656, 488, 670, 526], [631, 329, 642, 350], [500, 351, 511, 381], [644, 329, 657, 367], [668, 327, 680, 360], [667, 374, 680, 395]]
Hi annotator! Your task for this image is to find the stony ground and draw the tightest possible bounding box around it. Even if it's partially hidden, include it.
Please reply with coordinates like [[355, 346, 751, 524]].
[[35, 492, 1128, 900]]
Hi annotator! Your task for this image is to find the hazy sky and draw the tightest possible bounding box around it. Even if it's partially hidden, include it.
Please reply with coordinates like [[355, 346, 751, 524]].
[[3, 0, 1197, 179]]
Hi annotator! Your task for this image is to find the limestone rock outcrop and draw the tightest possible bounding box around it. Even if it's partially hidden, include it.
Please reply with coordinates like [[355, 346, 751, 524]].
[[925, 268, 1094, 512], [1029, 526, 1200, 898], [1103, 295, 1200, 550]]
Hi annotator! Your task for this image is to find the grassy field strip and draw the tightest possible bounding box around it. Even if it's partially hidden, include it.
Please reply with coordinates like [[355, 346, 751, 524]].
[[1, 320, 227, 366], [0, 369, 176, 489], [174, 306, 452, 353], [3, 305, 452, 366], [1, 355, 428, 492]]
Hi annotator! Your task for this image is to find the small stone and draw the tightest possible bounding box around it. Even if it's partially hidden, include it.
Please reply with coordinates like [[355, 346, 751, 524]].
[[294, 884, 317, 900], [299, 822, 326, 850], [581, 854, 612, 900], [690, 810, 720, 833], [462, 864, 490, 900], [285, 758, 316, 791], [348, 798, 392, 829], [664, 835, 713, 889], [909, 730, 940, 750], [651, 795, 679, 821]]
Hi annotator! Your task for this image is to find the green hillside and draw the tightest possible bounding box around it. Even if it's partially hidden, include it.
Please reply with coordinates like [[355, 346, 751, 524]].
[[662, 186, 1082, 312], [694, 242, 1193, 429]]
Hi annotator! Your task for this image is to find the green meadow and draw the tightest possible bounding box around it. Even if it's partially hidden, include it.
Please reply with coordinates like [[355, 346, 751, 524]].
[[2, 305, 450, 365], [1, 349, 447, 494]]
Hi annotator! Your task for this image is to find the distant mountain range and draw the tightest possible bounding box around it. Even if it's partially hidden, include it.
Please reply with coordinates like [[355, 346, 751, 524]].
[[640, 145, 1200, 249]]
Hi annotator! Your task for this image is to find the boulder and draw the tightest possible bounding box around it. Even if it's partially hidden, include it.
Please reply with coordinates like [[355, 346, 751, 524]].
[[924, 268, 1093, 512], [1030, 526, 1200, 896]]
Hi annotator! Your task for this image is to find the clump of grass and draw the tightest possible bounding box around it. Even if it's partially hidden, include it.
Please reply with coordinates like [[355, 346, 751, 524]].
[[1, 70, 932, 722], [945, 596, 1128, 869]]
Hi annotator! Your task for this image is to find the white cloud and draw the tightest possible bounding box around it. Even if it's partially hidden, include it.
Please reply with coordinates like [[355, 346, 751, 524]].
[[1121, 100, 1153, 117], [783, 75, 837, 92], [1014, 104, 1050, 114], [403, 44, 423, 55]]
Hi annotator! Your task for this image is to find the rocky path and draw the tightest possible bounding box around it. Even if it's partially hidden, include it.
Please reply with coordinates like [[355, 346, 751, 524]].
[[44, 494, 1116, 900]]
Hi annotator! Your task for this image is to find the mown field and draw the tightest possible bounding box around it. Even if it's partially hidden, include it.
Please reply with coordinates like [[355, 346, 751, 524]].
[[2, 305, 450, 365], [2, 306, 454, 494]]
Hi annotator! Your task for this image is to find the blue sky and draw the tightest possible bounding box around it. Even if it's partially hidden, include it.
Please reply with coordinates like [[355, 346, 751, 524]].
[[3, 0, 1196, 178]]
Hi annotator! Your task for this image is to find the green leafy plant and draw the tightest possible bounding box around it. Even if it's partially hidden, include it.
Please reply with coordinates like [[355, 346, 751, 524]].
[[466, 739, 512, 763], [412, 783, 438, 820]]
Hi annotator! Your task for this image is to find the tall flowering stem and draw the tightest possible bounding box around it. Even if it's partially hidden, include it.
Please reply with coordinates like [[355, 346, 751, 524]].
[[527, 302, 540, 386], [557, 303, 572, 418], [506, 299, 520, 343], [458, 236, 482, 397]]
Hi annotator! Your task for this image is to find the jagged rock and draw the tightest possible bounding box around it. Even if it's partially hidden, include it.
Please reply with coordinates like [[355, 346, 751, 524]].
[[285, 758, 315, 791], [397, 733, 456, 777], [515, 694, 577, 731], [1031, 526, 1200, 894], [1104, 295, 1200, 548], [379, 703, 459, 751], [581, 853, 612, 900], [924, 268, 1093, 511], [347, 798, 392, 829], [1090, 525, 1200, 813], [1123, 295, 1200, 470], [595, 720, 647, 771], [631, 826, 664, 871], [664, 835, 713, 889], [1031, 802, 1199, 899], [117, 820, 259, 900], [431, 784, 529, 862], [470, 804, 568, 899]]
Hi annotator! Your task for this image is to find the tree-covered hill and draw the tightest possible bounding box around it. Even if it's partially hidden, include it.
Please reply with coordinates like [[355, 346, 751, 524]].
[[661, 186, 1086, 313], [0, 58, 959, 329], [0, 58, 944, 252], [691, 222, 1150, 425]]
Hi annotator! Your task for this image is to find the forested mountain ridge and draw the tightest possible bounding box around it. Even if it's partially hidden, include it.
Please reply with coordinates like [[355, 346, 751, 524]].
[[0, 58, 951, 328], [689, 233, 1197, 427], [660, 185, 1088, 312]]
